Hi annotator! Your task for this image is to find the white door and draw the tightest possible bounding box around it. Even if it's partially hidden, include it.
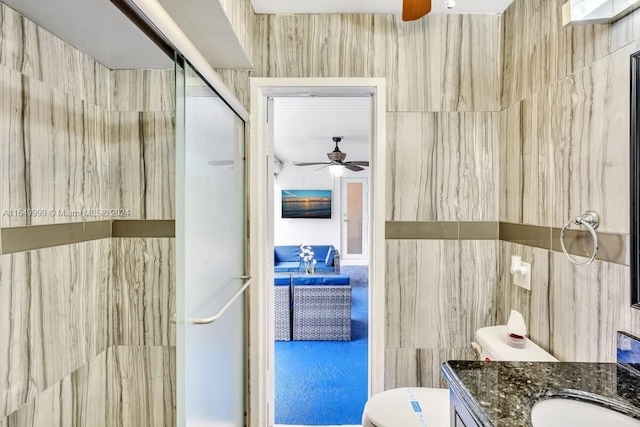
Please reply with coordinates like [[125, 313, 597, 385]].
[[340, 178, 368, 261], [175, 59, 247, 426]]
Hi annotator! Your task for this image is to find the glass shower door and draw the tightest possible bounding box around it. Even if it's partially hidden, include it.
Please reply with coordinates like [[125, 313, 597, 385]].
[[175, 59, 247, 426]]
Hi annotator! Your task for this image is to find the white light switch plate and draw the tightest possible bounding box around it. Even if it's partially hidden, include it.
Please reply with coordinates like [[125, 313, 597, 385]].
[[514, 261, 531, 290]]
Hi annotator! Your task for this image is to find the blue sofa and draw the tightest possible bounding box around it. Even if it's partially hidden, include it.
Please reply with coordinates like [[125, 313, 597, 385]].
[[274, 245, 340, 274]]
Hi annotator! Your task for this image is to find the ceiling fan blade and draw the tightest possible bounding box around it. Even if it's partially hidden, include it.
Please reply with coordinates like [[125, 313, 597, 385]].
[[314, 164, 331, 171], [294, 162, 330, 166], [345, 161, 369, 166], [345, 164, 365, 172], [402, 0, 431, 21]]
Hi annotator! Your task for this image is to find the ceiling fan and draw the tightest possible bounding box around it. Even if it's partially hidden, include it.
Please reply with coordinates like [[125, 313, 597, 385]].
[[294, 137, 369, 172], [403, 0, 431, 21]]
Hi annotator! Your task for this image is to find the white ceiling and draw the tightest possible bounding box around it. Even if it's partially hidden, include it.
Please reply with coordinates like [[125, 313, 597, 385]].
[[3, 0, 252, 70], [157, 0, 252, 69], [273, 97, 371, 166], [251, 0, 515, 15], [2, 0, 172, 69]]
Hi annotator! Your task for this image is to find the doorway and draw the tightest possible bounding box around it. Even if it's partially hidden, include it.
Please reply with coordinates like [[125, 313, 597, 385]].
[[249, 78, 386, 427], [341, 178, 369, 264]]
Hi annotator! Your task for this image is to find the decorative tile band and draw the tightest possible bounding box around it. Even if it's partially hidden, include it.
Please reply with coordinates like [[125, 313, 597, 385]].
[[0, 220, 175, 255], [0, 219, 625, 264], [501, 222, 628, 266], [111, 220, 175, 238], [0, 221, 112, 255], [385, 221, 499, 240]]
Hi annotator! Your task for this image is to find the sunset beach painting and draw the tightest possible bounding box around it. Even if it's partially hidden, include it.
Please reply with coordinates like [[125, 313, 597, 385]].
[[281, 190, 332, 219]]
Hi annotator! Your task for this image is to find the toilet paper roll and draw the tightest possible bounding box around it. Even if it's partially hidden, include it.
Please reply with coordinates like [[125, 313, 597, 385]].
[[507, 310, 527, 337]]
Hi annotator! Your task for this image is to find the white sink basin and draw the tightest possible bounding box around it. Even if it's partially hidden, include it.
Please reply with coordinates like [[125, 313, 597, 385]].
[[531, 398, 640, 427]]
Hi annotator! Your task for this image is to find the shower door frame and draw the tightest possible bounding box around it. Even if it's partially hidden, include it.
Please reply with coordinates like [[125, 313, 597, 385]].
[[249, 77, 387, 427]]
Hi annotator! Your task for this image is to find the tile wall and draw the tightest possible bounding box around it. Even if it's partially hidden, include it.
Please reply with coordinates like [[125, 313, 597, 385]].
[[0, 3, 176, 424], [498, 0, 640, 362], [250, 13, 502, 388]]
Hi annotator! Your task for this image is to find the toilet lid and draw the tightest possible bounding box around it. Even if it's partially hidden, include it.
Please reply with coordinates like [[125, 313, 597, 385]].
[[364, 387, 450, 427]]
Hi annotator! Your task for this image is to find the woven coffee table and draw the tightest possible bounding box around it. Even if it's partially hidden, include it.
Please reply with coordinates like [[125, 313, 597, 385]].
[[291, 275, 351, 341]]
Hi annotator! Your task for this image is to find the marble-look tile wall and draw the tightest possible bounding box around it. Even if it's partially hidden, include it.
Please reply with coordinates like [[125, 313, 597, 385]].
[[0, 346, 176, 427], [106, 346, 176, 427], [218, 0, 255, 65], [0, 2, 111, 228], [387, 112, 499, 222], [252, 12, 502, 388], [0, 4, 110, 110], [386, 240, 498, 387], [0, 3, 176, 424], [108, 238, 176, 347], [253, 14, 501, 112], [498, 0, 640, 361], [109, 69, 175, 220], [497, 241, 640, 362], [0, 240, 110, 420]]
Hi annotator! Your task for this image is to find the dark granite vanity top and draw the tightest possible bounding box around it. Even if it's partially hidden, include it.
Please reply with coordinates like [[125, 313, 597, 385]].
[[442, 361, 640, 427]]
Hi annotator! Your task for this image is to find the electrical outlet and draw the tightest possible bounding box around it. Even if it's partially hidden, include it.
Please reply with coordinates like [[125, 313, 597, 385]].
[[514, 261, 531, 290]]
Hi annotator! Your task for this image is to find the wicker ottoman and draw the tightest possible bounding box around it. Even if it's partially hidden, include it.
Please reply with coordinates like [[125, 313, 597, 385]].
[[274, 276, 291, 341], [292, 275, 351, 341]]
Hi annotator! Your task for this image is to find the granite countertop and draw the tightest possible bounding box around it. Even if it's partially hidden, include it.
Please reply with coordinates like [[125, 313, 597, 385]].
[[442, 361, 640, 427]]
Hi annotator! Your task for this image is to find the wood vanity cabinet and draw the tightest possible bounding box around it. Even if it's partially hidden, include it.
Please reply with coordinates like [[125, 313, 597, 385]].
[[450, 389, 481, 427]]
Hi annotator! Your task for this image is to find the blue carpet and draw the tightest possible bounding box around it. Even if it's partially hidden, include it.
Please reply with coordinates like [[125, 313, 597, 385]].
[[275, 266, 369, 425]]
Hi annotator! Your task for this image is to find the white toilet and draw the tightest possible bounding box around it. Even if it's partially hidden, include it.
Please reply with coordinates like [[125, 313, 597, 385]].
[[361, 325, 557, 427]]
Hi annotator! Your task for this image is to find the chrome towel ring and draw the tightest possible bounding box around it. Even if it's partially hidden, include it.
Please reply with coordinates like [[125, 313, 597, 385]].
[[560, 210, 600, 265]]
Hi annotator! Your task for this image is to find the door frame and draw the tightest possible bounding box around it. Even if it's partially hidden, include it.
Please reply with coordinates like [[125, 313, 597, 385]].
[[248, 77, 386, 427], [341, 177, 369, 263]]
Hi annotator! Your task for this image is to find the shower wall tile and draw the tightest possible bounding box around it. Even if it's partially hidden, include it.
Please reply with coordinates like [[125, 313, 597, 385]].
[[253, 13, 501, 112], [0, 346, 176, 426], [219, 0, 255, 62], [106, 346, 176, 427], [387, 112, 498, 222], [386, 240, 497, 349], [215, 69, 252, 111], [111, 70, 175, 113], [1, 351, 108, 427], [384, 348, 476, 389], [0, 239, 110, 419], [0, 3, 110, 109], [0, 65, 26, 226], [110, 111, 175, 220], [0, 68, 111, 227], [108, 239, 176, 346]]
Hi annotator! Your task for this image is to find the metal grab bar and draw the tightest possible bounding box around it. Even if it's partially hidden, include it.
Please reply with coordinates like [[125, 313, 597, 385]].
[[170, 276, 252, 325]]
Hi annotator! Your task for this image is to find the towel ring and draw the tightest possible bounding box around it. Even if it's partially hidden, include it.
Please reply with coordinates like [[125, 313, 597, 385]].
[[560, 210, 600, 265]]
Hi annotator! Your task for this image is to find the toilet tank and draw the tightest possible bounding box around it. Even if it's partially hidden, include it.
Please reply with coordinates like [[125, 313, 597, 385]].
[[475, 325, 558, 362]]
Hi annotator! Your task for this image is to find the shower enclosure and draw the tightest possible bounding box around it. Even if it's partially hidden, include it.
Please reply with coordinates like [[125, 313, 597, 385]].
[[174, 59, 248, 425]]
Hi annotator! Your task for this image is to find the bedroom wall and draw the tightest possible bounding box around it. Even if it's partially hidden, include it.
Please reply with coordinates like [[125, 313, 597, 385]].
[[274, 164, 370, 252]]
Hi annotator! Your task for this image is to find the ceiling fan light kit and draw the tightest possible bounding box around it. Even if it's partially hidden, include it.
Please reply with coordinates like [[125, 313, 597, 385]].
[[294, 136, 370, 173]]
